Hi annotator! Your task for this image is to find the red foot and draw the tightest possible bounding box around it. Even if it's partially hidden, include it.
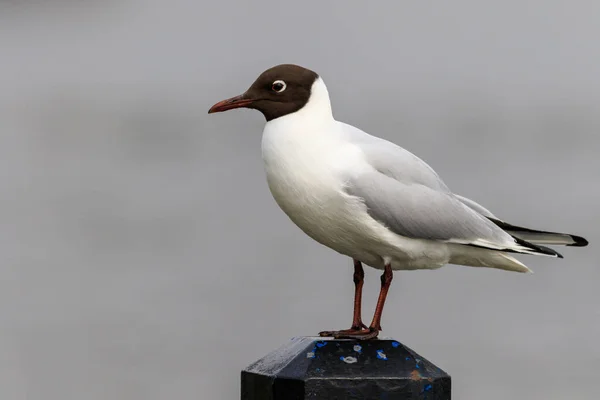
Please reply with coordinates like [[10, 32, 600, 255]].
[[318, 327, 379, 340]]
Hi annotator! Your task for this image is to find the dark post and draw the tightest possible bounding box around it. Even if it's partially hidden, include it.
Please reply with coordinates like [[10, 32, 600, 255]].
[[241, 337, 451, 399]]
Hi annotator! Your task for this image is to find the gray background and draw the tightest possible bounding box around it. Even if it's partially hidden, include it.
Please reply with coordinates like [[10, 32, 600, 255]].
[[1, 1, 598, 399]]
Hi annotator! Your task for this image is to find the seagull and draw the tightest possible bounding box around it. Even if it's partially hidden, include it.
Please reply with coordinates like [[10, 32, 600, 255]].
[[208, 64, 589, 340]]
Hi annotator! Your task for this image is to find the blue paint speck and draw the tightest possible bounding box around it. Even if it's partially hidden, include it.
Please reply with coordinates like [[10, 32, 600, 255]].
[[424, 384, 432, 392], [391, 341, 400, 348], [415, 359, 421, 369], [405, 357, 411, 361], [353, 344, 362, 353], [316, 341, 327, 348], [376, 349, 388, 360]]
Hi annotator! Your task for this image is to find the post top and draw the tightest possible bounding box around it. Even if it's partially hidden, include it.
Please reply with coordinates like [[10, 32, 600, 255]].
[[242, 337, 451, 399], [244, 336, 449, 380]]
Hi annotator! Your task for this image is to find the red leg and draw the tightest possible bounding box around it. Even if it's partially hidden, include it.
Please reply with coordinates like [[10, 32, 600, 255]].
[[368, 262, 393, 332], [319, 259, 367, 337], [320, 262, 394, 340], [350, 260, 367, 329]]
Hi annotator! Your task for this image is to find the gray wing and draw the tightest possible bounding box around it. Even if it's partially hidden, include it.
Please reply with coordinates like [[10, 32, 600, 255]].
[[346, 170, 515, 247], [339, 124, 565, 255], [339, 123, 517, 247]]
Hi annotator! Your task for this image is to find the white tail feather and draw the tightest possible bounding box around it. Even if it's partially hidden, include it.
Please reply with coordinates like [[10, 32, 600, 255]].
[[449, 244, 533, 273]]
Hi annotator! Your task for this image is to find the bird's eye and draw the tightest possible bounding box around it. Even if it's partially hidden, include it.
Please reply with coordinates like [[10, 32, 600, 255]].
[[271, 80, 286, 93]]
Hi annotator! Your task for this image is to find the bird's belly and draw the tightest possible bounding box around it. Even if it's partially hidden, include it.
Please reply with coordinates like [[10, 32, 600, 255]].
[[265, 168, 353, 244]]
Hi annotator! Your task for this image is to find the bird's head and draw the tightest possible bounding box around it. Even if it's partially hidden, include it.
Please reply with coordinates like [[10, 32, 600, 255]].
[[208, 64, 320, 121]]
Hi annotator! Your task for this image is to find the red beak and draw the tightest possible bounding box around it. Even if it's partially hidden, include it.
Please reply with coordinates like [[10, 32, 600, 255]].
[[208, 94, 255, 114]]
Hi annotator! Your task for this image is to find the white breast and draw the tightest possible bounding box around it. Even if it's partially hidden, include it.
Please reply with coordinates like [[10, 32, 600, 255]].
[[261, 118, 352, 235]]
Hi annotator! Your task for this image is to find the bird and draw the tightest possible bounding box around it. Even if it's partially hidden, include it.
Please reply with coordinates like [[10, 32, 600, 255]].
[[208, 64, 589, 340]]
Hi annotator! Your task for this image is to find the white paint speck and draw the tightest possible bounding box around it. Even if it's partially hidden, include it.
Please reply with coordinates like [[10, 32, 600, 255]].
[[341, 356, 357, 364]]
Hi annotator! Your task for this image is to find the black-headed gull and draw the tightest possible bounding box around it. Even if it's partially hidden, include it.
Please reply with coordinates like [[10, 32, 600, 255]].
[[209, 64, 588, 340]]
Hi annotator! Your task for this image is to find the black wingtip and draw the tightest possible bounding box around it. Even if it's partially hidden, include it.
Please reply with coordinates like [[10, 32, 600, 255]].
[[567, 235, 589, 247], [513, 237, 563, 258], [488, 217, 588, 249]]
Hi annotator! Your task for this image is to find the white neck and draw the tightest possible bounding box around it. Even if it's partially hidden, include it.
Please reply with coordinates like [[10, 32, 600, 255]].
[[300, 77, 333, 120], [264, 77, 334, 131]]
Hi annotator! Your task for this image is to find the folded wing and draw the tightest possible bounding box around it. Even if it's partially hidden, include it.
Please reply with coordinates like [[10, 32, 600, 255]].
[[342, 124, 573, 257], [346, 171, 562, 258]]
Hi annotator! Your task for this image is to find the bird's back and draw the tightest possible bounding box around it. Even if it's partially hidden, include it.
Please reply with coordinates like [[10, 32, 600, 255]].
[[337, 122, 451, 192]]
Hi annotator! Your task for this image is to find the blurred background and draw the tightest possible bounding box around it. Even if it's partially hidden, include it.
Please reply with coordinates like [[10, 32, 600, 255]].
[[0, 1, 598, 399]]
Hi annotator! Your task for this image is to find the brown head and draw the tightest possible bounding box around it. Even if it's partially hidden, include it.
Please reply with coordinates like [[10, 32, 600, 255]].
[[208, 64, 319, 121]]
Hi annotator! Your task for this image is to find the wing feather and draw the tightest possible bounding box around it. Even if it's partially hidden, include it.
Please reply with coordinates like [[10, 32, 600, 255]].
[[340, 124, 565, 257], [345, 171, 513, 246]]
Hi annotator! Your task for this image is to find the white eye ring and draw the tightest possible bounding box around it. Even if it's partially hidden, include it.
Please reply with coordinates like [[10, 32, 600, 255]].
[[272, 80, 287, 93]]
